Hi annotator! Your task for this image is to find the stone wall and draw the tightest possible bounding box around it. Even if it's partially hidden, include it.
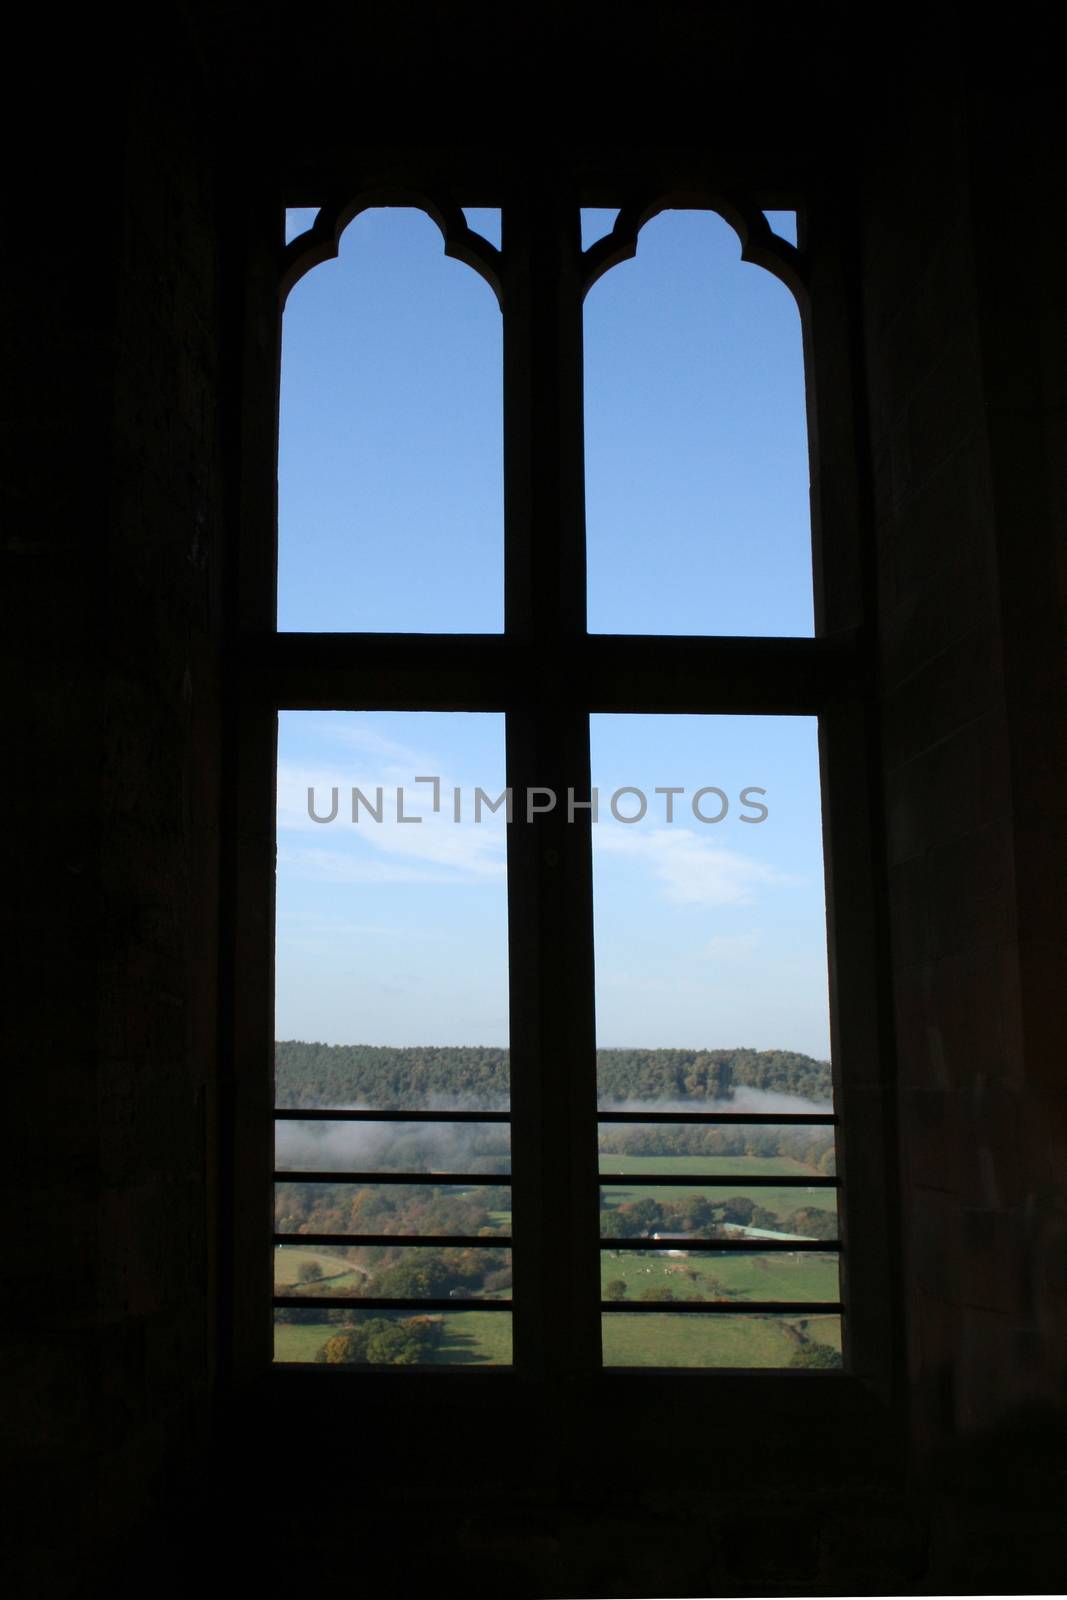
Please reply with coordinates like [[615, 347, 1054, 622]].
[[3, 24, 226, 1597]]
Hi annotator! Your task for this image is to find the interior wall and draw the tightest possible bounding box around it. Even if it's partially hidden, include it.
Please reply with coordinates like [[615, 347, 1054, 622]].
[[864, 35, 1067, 1584], [3, 25, 227, 1598]]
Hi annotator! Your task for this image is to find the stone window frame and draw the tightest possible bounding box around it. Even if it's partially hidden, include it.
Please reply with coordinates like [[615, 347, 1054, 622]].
[[222, 162, 900, 1408]]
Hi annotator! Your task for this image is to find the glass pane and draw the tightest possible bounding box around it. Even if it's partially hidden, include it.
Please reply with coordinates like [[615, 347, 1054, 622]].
[[274, 1243, 511, 1300], [591, 712, 836, 1368], [599, 1183, 838, 1242], [275, 713, 510, 1194], [285, 206, 319, 244], [581, 207, 619, 250], [274, 1119, 510, 1175], [275, 1180, 511, 1236], [598, 1120, 836, 1178], [275, 1244, 367, 1294], [600, 1249, 840, 1304], [279, 208, 503, 632], [584, 209, 812, 636], [276, 1044, 509, 1112], [274, 1307, 512, 1366], [601, 1312, 842, 1369], [763, 209, 798, 246], [591, 714, 831, 1069], [276, 710, 509, 1074], [461, 207, 501, 249]]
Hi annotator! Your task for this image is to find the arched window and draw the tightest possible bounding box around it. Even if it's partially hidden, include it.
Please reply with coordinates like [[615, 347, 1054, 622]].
[[229, 176, 896, 1394], [584, 207, 812, 636], [278, 205, 503, 632]]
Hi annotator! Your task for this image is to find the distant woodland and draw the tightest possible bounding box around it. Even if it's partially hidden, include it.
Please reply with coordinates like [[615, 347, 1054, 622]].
[[275, 1041, 833, 1109]]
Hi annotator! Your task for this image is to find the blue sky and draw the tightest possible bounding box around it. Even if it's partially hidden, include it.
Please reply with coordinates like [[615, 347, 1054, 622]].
[[275, 206, 830, 1060]]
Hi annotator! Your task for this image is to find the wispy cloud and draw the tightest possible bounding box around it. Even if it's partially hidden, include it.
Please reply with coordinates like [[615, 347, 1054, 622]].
[[276, 721, 507, 884], [702, 930, 761, 958], [278, 837, 504, 887], [299, 718, 443, 771], [594, 826, 797, 906]]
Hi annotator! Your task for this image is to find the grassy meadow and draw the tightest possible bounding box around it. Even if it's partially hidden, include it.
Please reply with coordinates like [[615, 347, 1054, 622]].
[[272, 1148, 842, 1368], [600, 1248, 840, 1303], [273, 1246, 365, 1293], [600, 1311, 842, 1367], [273, 1309, 512, 1365], [272, 1306, 839, 1369]]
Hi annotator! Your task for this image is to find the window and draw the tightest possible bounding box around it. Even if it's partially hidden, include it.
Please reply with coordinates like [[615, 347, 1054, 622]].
[[228, 175, 895, 1390]]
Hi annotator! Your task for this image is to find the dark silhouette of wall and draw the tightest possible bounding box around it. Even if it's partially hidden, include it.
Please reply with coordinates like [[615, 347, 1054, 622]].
[[3, 6, 1064, 1595]]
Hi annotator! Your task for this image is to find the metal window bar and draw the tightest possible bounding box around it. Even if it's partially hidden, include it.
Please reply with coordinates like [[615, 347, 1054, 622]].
[[275, 1233, 511, 1248], [275, 1110, 831, 1125], [599, 1300, 843, 1315], [274, 1170, 511, 1186], [274, 1108, 511, 1123], [275, 1296, 512, 1313], [598, 1173, 839, 1188], [597, 1111, 836, 1126], [600, 1238, 839, 1253]]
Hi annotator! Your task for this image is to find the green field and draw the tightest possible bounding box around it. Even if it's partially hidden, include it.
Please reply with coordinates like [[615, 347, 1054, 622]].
[[273, 1320, 338, 1362], [803, 1314, 842, 1352], [601, 1153, 838, 1226], [274, 1246, 365, 1293], [486, 1152, 837, 1239], [600, 1249, 839, 1303], [273, 1301, 839, 1368], [426, 1310, 513, 1365], [273, 1309, 512, 1365], [600, 1311, 842, 1368], [272, 1153, 841, 1367]]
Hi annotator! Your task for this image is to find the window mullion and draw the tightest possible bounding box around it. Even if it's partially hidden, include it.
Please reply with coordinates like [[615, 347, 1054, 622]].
[[502, 185, 602, 1382]]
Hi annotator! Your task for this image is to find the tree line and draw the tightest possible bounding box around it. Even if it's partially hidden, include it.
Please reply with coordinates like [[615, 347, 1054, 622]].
[[600, 1194, 838, 1240], [274, 1180, 511, 1328], [275, 1179, 506, 1239], [275, 1041, 833, 1109], [317, 1315, 442, 1365]]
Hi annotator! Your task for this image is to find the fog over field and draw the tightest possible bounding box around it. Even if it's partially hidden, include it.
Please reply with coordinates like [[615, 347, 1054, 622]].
[[275, 1085, 832, 1173], [275, 1112, 510, 1173]]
